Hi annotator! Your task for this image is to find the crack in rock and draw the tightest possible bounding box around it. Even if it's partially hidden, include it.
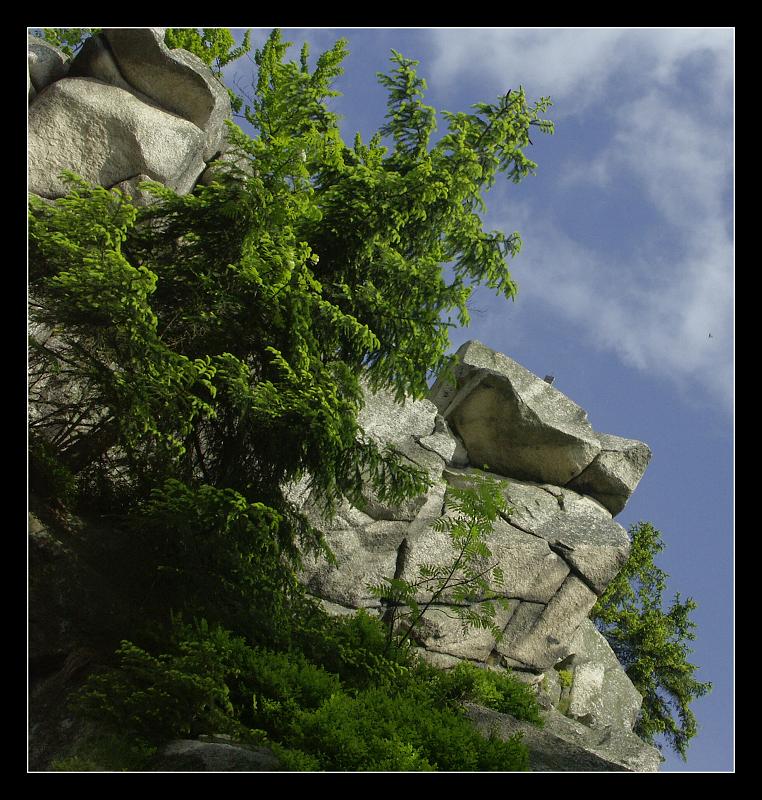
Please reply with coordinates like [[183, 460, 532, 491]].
[[547, 545, 601, 597]]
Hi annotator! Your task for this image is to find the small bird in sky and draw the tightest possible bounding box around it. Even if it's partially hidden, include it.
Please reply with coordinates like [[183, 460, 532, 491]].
[[708, 333, 713, 338]]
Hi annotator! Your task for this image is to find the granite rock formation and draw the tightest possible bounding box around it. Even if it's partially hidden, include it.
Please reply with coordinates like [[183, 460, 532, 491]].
[[293, 339, 658, 771], [27, 29, 232, 205]]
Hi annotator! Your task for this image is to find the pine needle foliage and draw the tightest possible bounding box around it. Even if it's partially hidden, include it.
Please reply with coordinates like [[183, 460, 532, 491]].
[[591, 522, 712, 761], [29, 29, 553, 600]]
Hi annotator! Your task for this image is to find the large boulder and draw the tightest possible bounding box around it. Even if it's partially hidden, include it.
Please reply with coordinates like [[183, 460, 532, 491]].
[[495, 576, 598, 671], [299, 520, 406, 609], [352, 386, 456, 520], [567, 433, 652, 515], [429, 341, 650, 515], [446, 468, 631, 597], [103, 28, 231, 160], [429, 340, 601, 486], [68, 33, 146, 96], [565, 618, 644, 731], [28, 36, 69, 95], [28, 77, 207, 198]]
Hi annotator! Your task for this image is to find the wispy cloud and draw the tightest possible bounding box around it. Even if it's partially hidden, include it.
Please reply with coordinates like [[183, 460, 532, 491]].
[[494, 204, 733, 409], [425, 27, 733, 410], [426, 27, 732, 117]]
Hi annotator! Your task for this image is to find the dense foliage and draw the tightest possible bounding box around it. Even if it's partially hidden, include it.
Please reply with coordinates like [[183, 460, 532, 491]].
[[29, 28, 552, 631], [29, 27, 554, 770], [68, 614, 537, 771], [591, 522, 712, 761], [30, 26, 711, 770]]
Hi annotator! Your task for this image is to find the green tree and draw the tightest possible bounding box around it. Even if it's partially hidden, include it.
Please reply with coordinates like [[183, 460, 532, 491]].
[[29, 28, 554, 641], [591, 522, 712, 761], [36, 28, 100, 57]]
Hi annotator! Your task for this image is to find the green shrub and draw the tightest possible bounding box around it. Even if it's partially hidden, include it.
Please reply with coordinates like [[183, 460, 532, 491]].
[[73, 615, 532, 771], [284, 684, 528, 771], [557, 668, 573, 689], [431, 661, 543, 724], [50, 734, 157, 772], [295, 607, 414, 690]]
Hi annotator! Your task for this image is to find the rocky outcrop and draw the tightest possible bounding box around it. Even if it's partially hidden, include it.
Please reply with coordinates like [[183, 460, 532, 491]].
[[150, 738, 281, 772], [28, 36, 69, 96], [429, 340, 651, 502], [466, 703, 661, 772], [293, 340, 658, 770], [103, 29, 230, 161], [28, 78, 208, 198], [27, 29, 233, 203]]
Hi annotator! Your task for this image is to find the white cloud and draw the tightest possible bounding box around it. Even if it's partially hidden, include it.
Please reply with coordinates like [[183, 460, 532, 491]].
[[426, 27, 733, 117], [426, 27, 733, 410], [500, 206, 733, 410]]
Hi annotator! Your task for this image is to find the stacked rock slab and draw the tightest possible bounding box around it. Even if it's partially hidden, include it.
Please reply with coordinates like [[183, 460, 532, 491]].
[[28, 29, 232, 205], [296, 340, 658, 771]]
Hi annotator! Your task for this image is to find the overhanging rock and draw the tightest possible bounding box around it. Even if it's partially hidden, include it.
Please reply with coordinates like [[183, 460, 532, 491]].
[[430, 341, 650, 515], [288, 343, 656, 770], [430, 340, 601, 486]]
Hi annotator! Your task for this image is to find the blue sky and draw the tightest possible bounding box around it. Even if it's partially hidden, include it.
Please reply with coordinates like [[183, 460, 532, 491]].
[[224, 27, 734, 772]]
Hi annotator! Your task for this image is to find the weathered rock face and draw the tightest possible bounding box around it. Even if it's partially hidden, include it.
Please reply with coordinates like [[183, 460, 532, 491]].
[[103, 29, 230, 160], [429, 340, 651, 505], [466, 703, 661, 772], [28, 35, 69, 95], [293, 341, 658, 770], [28, 78, 208, 198], [150, 738, 281, 772], [27, 29, 233, 203]]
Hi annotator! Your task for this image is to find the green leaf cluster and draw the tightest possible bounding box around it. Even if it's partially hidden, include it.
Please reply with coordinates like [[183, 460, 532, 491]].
[[29, 28, 554, 769], [35, 28, 100, 57], [29, 29, 552, 626], [591, 522, 712, 760]]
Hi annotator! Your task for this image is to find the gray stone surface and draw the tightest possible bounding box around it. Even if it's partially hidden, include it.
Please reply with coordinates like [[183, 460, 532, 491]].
[[359, 385, 446, 475], [403, 506, 569, 605], [110, 174, 160, 207], [497, 577, 598, 670], [409, 602, 516, 661], [429, 340, 601, 485], [355, 386, 451, 520], [104, 28, 231, 160], [28, 36, 69, 94], [413, 648, 463, 670], [566, 619, 643, 731], [567, 433, 652, 516], [299, 521, 406, 608], [151, 739, 281, 772], [445, 469, 630, 597], [465, 703, 660, 771], [28, 78, 206, 199], [531, 493, 630, 596], [68, 33, 141, 95]]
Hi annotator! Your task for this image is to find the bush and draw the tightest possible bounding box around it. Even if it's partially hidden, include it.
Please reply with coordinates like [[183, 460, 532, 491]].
[[433, 661, 543, 724], [283, 684, 528, 771], [73, 614, 534, 771]]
